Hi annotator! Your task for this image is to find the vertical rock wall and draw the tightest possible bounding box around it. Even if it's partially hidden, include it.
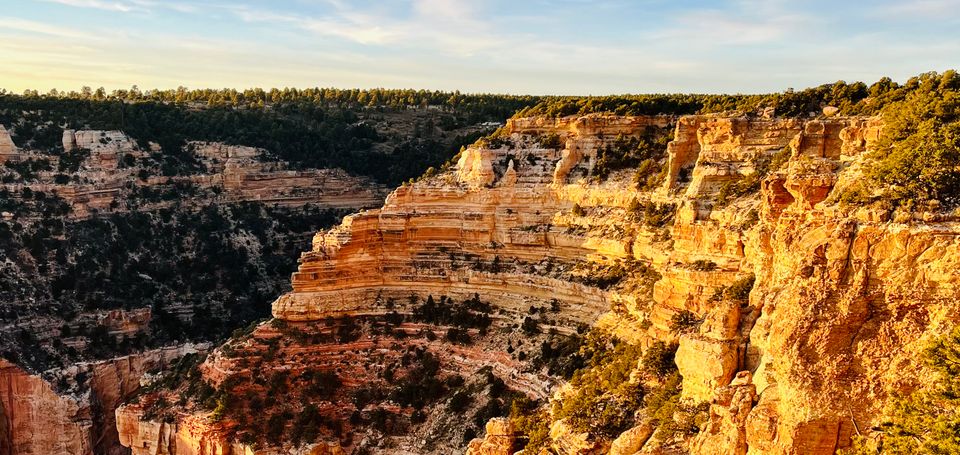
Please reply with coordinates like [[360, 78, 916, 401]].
[[0, 345, 205, 455]]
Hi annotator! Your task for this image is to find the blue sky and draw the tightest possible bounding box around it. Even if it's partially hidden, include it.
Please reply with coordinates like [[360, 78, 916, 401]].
[[1, 0, 958, 94]]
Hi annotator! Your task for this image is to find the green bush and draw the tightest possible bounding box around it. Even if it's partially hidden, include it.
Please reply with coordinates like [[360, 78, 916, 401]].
[[844, 325, 960, 454], [641, 341, 678, 378], [571, 203, 586, 216], [538, 133, 563, 150], [724, 274, 755, 303], [863, 72, 960, 208], [626, 199, 675, 228], [510, 397, 551, 454], [669, 310, 701, 334], [688, 260, 717, 271], [714, 147, 790, 208], [593, 128, 673, 181]]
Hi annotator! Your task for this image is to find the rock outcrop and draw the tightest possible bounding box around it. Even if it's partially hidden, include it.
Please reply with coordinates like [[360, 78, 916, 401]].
[[0, 359, 90, 455], [0, 344, 205, 455], [465, 418, 518, 455], [274, 114, 674, 323], [0, 125, 17, 162], [0, 127, 388, 218]]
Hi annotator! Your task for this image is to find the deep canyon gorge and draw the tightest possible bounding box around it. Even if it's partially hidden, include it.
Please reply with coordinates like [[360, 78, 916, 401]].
[[2, 77, 960, 455]]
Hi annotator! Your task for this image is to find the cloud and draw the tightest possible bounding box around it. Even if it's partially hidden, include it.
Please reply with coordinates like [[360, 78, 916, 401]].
[[3, 1, 959, 95], [226, 0, 504, 54], [40, 0, 143, 12], [875, 0, 960, 18], [0, 16, 102, 40], [652, 3, 814, 46], [40, 0, 198, 14]]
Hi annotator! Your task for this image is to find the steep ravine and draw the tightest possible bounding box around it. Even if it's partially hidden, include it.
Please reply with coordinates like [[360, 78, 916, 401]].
[[0, 125, 390, 455], [118, 112, 959, 455]]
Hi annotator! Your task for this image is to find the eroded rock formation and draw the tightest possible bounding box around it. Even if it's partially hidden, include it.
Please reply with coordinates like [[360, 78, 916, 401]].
[[0, 344, 205, 455], [0, 125, 17, 162], [114, 111, 960, 455], [0, 127, 388, 218]]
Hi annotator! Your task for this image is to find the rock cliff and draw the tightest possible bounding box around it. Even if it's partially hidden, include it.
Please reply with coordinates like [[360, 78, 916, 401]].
[[0, 128, 388, 218], [117, 112, 960, 455], [0, 344, 205, 455], [0, 125, 17, 162], [0, 126, 390, 455]]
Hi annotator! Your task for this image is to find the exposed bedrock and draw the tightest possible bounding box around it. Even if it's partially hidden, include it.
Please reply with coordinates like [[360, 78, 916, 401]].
[[0, 344, 204, 455], [117, 112, 960, 455]]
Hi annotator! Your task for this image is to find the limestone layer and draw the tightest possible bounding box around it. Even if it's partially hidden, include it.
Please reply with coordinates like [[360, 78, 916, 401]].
[[118, 112, 960, 455], [0, 128, 387, 218]]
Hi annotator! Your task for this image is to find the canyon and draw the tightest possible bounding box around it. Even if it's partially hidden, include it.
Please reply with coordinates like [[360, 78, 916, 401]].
[[106, 109, 960, 454], [0, 124, 391, 455]]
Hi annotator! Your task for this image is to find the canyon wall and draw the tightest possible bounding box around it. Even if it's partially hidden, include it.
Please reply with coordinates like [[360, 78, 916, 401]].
[[115, 112, 960, 455], [0, 344, 205, 455], [0, 129, 387, 219], [275, 115, 675, 322]]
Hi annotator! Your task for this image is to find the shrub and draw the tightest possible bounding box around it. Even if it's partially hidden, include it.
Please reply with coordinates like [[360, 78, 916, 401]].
[[552, 330, 645, 438], [571, 203, 586, 216], [714, 147, 791, 208], [689, 260, 717, 271], [593, 128, 673, 181], [538, 133, 563, 150], [643, 372, 709, 439], [448, 390, 473, 412], [510, 397, 551, 454], [521, 316, 540, 335], [634, 158, 668, 191], [575, 260, 629, 289], [641, 341, 678, 378], [412, 294, 491, 331], [724, 274, 755, 303], [532, 332, 587, 379], [669, 310, 701, 334], [862, 72, 960, 208], [641, 202, 675, 227], [844, 325, 960, 454]]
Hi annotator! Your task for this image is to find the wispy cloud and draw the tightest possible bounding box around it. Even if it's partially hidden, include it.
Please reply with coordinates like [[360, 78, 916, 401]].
[[874, 0, 960, 19], [227, 0, 504, 54], [2, 1, 958, 95], [41, 0, 144, 12], [0, 16, 102, 40], [40, 0, 198, 14]]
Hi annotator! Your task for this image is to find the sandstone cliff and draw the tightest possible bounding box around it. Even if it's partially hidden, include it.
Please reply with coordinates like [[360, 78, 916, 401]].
[[117, 112, 960, 455], [0, 128, 388, 219], [0, 344, 205, 455]]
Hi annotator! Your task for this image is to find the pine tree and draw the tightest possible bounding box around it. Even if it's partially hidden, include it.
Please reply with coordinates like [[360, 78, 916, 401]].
[[846, 326, 960, 454]]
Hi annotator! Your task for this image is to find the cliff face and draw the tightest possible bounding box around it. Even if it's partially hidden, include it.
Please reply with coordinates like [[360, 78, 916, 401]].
[[0, 344, 205, 455], [0, 127, 390, 455], [0, 125, 17, 162], [0, 128, 387, 218], [0, 359, 90, 455], [274, 114, 674, 322], [117, 112, 959, 455]]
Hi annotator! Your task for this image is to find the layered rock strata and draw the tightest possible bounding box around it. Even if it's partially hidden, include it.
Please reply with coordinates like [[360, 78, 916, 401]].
[[0, 128, 387, 218], [0, 344, 205, 455], [274, 114, 675, 323], [118, 112, 960, 455]]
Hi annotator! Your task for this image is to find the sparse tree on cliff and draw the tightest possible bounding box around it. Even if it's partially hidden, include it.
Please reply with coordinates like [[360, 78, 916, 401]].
[[846, 326, 960, 454]]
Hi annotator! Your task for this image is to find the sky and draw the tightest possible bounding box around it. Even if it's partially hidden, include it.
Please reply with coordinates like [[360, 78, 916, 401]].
[[0, 0, 958, 95]]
